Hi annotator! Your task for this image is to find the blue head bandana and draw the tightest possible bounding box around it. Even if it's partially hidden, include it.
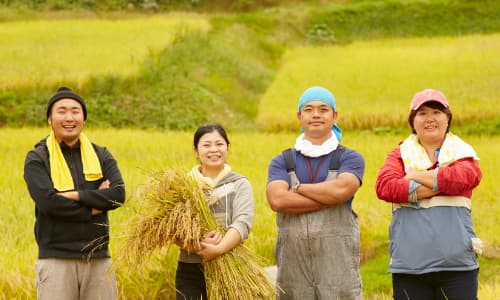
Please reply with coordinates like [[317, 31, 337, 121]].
[[298, 86, 342, 141]]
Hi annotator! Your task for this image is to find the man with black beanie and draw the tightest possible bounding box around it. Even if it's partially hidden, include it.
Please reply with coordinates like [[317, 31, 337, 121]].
[[23, 86, 125, 299]]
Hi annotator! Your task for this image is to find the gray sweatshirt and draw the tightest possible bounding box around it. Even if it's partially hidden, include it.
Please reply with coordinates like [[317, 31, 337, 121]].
[[179, 172, 254, 263]]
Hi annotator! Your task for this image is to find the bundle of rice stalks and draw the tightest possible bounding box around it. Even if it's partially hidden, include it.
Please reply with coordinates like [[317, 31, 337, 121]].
[[125, 169, 275, 300], [204, 245, 275, 299], [125, 169, 210, 260]]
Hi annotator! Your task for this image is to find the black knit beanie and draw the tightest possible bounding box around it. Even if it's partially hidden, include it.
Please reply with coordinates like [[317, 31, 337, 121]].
[[46, 87, 87, 120]]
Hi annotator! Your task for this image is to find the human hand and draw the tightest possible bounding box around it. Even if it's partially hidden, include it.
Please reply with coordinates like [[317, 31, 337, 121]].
[[99, 179, 110, 190], [197, 242, 222, 262], [91, 208, 103, 215], [202, 230, 222, 245]]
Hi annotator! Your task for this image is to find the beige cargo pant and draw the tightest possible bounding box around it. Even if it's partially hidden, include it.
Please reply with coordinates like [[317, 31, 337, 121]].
[[36, 258, 117, 300]]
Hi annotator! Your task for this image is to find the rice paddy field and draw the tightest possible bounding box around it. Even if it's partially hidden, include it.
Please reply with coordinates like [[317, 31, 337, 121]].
[[257, 33, 500, 132], [1, 11, 499, 299], [0, 14, 209, 90], [1, 128, 499, 299]]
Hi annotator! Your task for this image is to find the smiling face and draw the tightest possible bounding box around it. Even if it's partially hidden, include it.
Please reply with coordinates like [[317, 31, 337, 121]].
[[195, 130, 229, 172], [48, 98, 85, 146], [297, 100, 337, 144], [412, 104, 450, 145]]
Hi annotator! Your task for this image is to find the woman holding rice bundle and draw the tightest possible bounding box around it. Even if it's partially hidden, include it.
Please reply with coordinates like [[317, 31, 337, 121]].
[[175, 123, 255, 300], [375, 89, 483, 299]]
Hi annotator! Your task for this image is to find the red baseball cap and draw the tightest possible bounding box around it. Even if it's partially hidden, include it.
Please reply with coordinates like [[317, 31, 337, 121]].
[[410, 89, 449, 111]]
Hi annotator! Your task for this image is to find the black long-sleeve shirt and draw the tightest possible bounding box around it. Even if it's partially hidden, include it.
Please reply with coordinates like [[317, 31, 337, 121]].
[[24, 138, 125, 259]]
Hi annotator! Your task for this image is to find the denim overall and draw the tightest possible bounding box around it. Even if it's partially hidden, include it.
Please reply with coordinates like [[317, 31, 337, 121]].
[[276, 150, 363, 300]]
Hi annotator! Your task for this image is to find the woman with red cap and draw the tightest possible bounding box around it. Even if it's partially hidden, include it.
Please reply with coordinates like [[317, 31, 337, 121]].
[[376, 89, 483, 299]]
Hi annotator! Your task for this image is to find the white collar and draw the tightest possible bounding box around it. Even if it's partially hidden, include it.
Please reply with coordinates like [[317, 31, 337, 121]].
[[294, 131, 339, 158]]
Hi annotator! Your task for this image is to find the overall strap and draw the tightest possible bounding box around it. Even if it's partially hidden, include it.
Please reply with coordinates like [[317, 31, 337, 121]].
[[282, 148, 295, 172], [328, 145, 345, 171], [282, 145, 345, 172]]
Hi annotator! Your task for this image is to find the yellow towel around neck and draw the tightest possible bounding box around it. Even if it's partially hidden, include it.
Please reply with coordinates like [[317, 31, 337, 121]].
[[47, 130, 103, 191], [400, 132, 479, 173]]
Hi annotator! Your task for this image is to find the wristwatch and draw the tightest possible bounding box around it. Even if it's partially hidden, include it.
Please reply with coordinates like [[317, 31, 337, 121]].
[[291, 182, 301, 192]]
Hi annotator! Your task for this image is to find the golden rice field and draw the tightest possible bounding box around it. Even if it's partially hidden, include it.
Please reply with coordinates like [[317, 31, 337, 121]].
[[0, 14, 209, 90], [257, 33, 500, 132], [1, 14, 499, 298], [0, 128, 498, 299]]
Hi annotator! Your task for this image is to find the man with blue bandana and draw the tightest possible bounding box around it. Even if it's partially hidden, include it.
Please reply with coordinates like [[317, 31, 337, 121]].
[[266, 86, 365, 299]]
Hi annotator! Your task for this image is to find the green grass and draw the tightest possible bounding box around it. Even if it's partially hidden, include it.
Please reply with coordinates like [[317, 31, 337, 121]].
[[306, 0, 500, 43], [257, 33, 500, 132], [0, 15, 276, 129], [2, 0, 499, 131], [1, 128, 498, 299], [0, 15, 209, 90], [1, 0, 500, 297]]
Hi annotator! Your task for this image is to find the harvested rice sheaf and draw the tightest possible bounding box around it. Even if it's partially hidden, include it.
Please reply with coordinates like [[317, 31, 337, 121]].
[[126, 170, 275, 299]]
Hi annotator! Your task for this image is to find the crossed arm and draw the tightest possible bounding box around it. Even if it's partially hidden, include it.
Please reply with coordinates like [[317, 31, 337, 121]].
[[24, 149, 125, 221], [57, 180, 110, 215], [266, 172, 361, 214], [376, 147, 482, 203]]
